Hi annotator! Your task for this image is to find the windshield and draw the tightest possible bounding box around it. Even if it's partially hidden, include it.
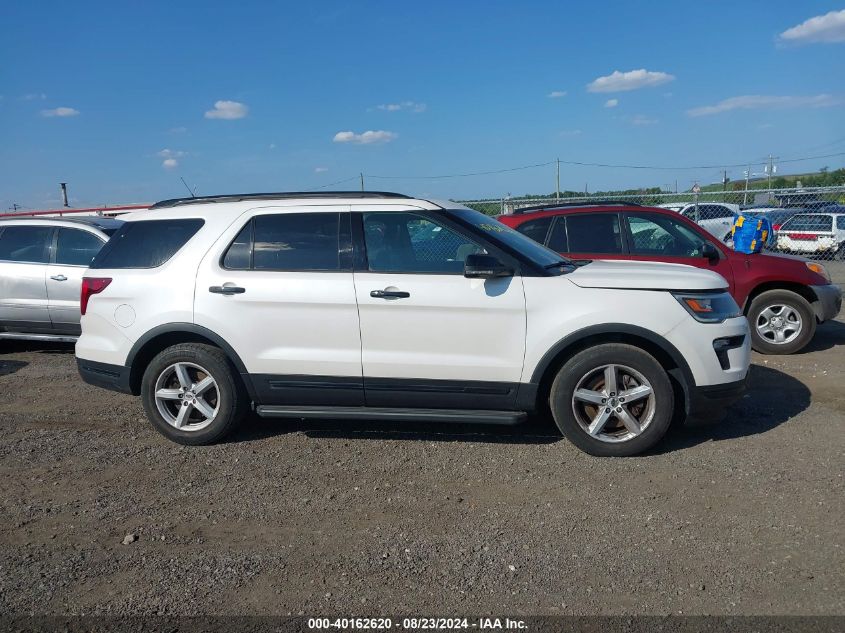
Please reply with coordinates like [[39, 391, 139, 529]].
[[448, 208, 571, 268]]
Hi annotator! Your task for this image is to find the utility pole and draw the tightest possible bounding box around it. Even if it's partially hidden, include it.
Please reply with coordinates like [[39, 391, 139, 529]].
[[60, 182, 69, 207], [766, 155, 778, 190], [743, 165, 751, 205], [360, 172, 364, 191], [555, 158, 560, 201]]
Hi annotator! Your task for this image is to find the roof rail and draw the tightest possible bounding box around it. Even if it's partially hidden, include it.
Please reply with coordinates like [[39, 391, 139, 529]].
[[510, 200, 643, 215], [149, 191, 412, 209]]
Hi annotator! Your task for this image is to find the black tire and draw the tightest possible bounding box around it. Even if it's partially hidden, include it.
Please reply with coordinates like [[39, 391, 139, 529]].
[[141, 343, 247, 445], [549, 343, 674, 457], [747, 289, 816, 355]]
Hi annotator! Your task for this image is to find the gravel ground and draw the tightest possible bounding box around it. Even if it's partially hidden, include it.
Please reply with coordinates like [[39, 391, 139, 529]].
[[0, 315, 843, 617]]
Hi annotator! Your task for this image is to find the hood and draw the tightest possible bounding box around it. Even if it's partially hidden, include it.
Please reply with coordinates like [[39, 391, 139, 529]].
[[567, 259, 728, 291]]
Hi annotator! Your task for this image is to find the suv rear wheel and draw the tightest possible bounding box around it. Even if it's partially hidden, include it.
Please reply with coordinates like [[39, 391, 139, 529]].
[[141, 343, 247, 445], [549, 344, 674, 457], [747, 289, 815, 355]]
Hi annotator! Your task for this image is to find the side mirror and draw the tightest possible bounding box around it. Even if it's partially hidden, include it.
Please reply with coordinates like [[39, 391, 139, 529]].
[[701, 242, 719, 262], [464, 253, 513, 279]]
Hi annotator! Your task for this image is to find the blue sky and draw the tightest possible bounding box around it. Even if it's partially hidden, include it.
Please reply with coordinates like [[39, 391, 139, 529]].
[[2, 1, 844, 209]]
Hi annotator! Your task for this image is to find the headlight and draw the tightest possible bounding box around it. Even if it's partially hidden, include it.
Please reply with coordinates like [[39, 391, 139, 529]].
[[805, 262, 831, 283], [672, 291, 742, 323]]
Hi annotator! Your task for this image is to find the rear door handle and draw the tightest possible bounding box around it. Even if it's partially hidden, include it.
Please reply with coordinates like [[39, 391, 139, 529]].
[[370, 289, 410, 299], [50, 275, 68, 282], [209, 285, 246, 295]]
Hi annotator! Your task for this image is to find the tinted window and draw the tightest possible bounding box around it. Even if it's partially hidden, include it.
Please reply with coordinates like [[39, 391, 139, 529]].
[[363, 212, 484, 274], [566, 213, 623, 253], [90, 219, 203, 269], [782, 215, 833, 232], [515, 217, 553, 244], [253, 213, 340, 271], [627, 214, 705, 257], [223, 221, 253, 270], [0, 226, 52, 263], [838, 216, 845, 231], [684, 205, 734, 221], [547, 217, 568, 252], [55, 228, 104, 266]]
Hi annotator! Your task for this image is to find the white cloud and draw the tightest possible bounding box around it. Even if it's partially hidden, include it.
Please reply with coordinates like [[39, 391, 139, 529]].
[[587, 69, 675, 93], [22, 93, 46, 101], [333, 130, 397, 145], [376, 101, 426, 113], [315, 166, 329, 173], [687, 94, 842, 117], [548, 91, 567, 98], [158, 149, 186, 169], [779, 10, 845, 44], [604, 98, 619, 108], [40, 107, 79, 117], [204, 100, 249, 120], [630, 114, 658, 126]]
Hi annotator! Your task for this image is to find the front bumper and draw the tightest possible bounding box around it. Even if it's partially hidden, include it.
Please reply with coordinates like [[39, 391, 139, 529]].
[[810, 284, 842, 323], [688, 374, 748, 422], [77, 357, 133, 395]]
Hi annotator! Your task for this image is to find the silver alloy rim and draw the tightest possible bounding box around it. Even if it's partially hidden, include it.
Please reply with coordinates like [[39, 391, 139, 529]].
[[755, 304, 802, 345], [571, 364, 656, 444], [153, 362, 220, 432]]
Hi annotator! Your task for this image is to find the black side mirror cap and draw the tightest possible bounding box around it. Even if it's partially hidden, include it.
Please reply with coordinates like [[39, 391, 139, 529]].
[[701, 242, 720, 261], [464, 253, 514, 279]]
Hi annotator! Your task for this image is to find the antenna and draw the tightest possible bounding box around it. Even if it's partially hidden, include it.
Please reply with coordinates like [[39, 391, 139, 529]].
[[180, 177, 197, 198]]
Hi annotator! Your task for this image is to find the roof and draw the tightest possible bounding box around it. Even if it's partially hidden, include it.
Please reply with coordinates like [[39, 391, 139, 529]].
[[507, 200, 643, 216], [149, 191, 413, 209], [0, 216, 125, 231]]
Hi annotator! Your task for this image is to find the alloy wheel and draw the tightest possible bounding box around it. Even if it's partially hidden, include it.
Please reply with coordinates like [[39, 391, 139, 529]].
[[153, 362, 220, 432]]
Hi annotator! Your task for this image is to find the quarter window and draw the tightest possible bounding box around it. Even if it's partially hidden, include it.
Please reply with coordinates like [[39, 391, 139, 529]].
[[362, 212, 484, 274], [0, 225, 52, 263], [55, 228, 104, 266]]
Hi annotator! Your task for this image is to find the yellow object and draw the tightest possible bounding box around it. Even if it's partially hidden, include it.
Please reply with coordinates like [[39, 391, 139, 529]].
[[735, 216, 745, 227]]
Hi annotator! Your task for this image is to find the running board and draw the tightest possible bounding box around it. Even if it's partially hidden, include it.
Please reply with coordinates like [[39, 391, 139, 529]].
[[0, 332, 78, 343], [255, 405, 526, 425]]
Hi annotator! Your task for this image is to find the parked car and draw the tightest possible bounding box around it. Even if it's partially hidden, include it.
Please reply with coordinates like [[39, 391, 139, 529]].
[[0, 216, 123, 342], [776, 212, 845, 260], [656, 203, 685, 212], [498, 202, 842, 355], [75, 191, 750, 456], [677, 203, 740, 242]]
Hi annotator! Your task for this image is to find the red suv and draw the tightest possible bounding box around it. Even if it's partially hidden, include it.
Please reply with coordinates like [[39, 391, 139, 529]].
[[498, 202, 842, 354]]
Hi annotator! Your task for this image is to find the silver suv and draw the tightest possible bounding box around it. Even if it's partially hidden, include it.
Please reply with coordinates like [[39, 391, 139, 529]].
[[0, 216, 123, 342]]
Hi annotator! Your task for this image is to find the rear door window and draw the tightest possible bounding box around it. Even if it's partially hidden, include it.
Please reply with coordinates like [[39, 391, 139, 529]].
[[0, 225, 52, 263], [55, 228, 104, 266], [90, 219, 204, 269], [514, 217, 553, 245], [836, 216, 845, 231], [562, 213, 624, 254]]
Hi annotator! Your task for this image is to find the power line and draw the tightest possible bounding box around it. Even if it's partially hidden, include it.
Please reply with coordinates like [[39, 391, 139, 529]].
[[309, 175, 360, 189], [366, 161, 555, 180]]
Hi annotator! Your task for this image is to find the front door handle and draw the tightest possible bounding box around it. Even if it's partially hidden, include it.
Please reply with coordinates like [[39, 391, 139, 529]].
[[370, 289, 410, 299], [209, 285, 246, 295], [50, 275, 68, 282]]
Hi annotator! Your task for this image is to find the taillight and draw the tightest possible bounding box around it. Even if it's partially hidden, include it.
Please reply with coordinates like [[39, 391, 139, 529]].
[[81, 277, 112, 315], [772, 224, 782, 231], [786, 233, 818, 241]]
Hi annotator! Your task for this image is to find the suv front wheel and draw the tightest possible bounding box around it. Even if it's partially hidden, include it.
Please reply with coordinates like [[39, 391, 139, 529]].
[[549, 344, 674, 457], [141, 343, 247, 445]]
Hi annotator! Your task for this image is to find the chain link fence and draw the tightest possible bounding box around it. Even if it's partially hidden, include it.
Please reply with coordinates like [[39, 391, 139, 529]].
[[458, 186, 845, 265]]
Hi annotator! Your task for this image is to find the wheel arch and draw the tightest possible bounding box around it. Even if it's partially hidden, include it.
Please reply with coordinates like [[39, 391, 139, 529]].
[[529, 324, 695, 420], [743, 283, 818, 316], [126, 323, 255, 399]]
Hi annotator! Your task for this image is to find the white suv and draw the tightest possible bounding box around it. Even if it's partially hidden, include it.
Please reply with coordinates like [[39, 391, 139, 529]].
[[679, 203, 740, 242], [76, 192, 751, 456]]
